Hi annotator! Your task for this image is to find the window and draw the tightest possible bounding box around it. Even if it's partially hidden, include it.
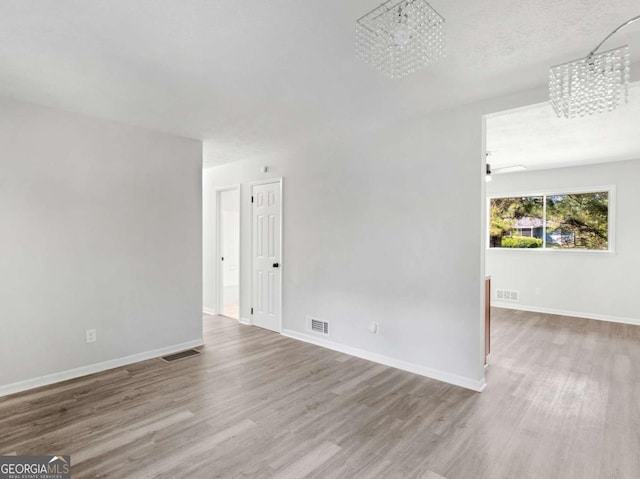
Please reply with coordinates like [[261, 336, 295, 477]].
[[489, 189, 612, 251]]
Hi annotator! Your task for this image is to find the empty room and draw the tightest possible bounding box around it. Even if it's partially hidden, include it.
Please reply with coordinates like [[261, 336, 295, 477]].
[[1, 2, 639, 478]]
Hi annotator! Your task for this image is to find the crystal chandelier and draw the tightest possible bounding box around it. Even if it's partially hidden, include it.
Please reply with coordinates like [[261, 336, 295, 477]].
[[356, 0, 445, 79], [549, 15, 639, 119]]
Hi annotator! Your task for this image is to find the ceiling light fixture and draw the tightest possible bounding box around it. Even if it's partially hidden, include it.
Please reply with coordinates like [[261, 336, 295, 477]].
[[356, 0, 445, 79], [549, 15, 640, 119]]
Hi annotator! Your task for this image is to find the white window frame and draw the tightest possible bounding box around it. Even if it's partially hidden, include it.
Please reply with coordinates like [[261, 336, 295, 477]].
[[487, 185, 616, 254]]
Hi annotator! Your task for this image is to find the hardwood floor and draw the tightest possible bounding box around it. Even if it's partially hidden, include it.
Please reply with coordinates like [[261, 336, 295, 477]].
[[1, 309, 639, 478]]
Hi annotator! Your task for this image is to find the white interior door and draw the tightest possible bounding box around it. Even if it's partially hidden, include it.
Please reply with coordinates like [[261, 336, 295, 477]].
[[252, 181, 281, 332]]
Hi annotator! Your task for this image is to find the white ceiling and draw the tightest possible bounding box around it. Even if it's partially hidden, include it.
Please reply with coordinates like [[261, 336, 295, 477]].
[[487, 82, 640, 172], [0, 1, 639, 167]]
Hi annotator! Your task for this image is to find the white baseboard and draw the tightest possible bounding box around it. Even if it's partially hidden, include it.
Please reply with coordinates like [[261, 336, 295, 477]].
[[239, 317, 251, 326], [493, 302, 640, 326], [203, 307, 217, 316], [281, 329, 485, 393], [0, 338, 204, 398]]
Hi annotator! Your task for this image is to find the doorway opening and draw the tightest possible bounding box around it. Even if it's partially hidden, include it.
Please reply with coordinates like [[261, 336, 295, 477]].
[[482, 82, 640, 370], [217, 186, 240, 320]]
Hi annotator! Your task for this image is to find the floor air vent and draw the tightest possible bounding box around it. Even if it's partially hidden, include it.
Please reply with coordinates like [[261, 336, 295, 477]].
[[160, 349, 202, 363], [496, 289, 519, 302], [308, 316, 329, 336]]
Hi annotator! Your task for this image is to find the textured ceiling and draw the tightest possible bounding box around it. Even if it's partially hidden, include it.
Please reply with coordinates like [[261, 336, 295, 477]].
[[487, 83, 640, 172], [0, 1, 639, 167]]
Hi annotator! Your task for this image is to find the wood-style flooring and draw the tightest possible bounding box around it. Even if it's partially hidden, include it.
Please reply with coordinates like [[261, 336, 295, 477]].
[[1, 309, 639, 478]]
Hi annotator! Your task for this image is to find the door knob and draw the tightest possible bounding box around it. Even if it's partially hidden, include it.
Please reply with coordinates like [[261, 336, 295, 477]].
[[273, 263, 280, 268]]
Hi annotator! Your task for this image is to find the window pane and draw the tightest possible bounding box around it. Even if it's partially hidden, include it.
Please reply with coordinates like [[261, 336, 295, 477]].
[[545, 192, 608, 250], [490, 196, 544, 248]]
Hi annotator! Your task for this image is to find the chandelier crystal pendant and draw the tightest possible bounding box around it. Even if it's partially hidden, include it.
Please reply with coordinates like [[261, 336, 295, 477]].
[[549, 46, 630, 118], [549, 15, 639, 119], [356, 0, 445, 79]]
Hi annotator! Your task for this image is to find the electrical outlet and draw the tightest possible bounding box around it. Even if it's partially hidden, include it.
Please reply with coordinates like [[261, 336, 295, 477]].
[[535, 287, 541, 296], [86, 329, 97, 344]]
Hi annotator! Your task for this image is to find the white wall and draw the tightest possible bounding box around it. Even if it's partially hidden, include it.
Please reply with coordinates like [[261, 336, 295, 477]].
[[203, 88, 549, 391], [0, 97, 203, 394], [487, 159, 640, 324]]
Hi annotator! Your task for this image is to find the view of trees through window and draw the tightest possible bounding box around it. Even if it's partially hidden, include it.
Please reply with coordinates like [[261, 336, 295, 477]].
[[490, 191, 609, 250]]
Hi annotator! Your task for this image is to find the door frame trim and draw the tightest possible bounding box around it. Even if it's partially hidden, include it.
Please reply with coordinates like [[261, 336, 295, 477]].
[[249, 177, 284, 332], [215, 184, 241, 318]]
